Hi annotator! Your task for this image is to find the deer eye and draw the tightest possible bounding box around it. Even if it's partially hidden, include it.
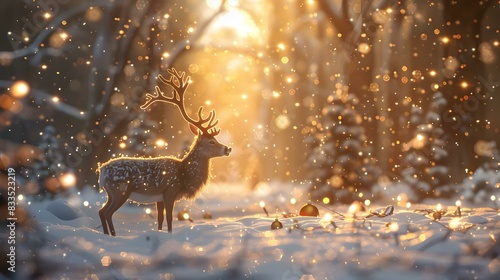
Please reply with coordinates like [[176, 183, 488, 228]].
[[209, 140, 215, 144]]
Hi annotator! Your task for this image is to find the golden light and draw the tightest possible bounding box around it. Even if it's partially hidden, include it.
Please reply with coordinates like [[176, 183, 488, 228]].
[[442, 37, 450, 44], [10, 81, 30, 98], [358, 42, 371, 54], [209, 6, 260, 39], [386, 8, 393, 13], [60, 32, 69, 40], [322, 213, 333, 222], [83, 201, 90, 207], [119, 142, 126, 149], [436, 203, 442, 211], [416, 134, 424, 141], [182, 212, 190, 220], [18, 194, 24, 201], [429, 70, 437, 77], [460, 81, 468, 88], [348, 202, 359, 214], [389, 222, 399, 232], [455, 200, 462, 207], [101, 256, 112, 267], [145, 208, 152, 214], [259, 201, 265, 208], [155, 139, 166, 147], [290, 198, 297, 205], [449, 218, 461, 230], [60, 172, 76, 188], [277, 43, 285, 50], [322, 197, 330, 204], [406, 202, 411, 208], [41, 64, 48, 70], [274, 114, 291, 130], [44, 12, 52, 19], [364, 199, 371, 206], [206, 0, 224, 9], [85, 7, 103, 22], [52, 96, 60, 103]]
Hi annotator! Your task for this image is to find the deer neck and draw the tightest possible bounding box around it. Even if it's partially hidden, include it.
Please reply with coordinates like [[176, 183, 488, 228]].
[[179, 141, 211, 199]]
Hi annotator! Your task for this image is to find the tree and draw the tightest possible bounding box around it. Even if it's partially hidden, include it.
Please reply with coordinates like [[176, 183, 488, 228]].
[[401, 92, 451, 201], [30, 126, 71, 196], [462, 140, 500, 204], [307, 90, 379, 204], [121, 111, 160, 157]]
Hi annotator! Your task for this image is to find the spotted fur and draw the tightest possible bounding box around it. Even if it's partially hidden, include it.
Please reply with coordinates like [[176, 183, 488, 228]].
[[98, 134, 230, 235]]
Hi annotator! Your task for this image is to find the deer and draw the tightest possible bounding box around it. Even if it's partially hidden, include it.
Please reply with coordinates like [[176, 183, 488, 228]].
[[97, 68, 231, 236]]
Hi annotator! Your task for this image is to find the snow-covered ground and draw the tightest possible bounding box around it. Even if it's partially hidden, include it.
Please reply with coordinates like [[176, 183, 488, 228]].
[[13, 182, 500, 279]]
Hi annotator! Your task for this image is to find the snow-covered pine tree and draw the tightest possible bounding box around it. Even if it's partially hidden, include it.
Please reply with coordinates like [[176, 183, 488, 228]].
[[401, 92, 451, 201], [462, 140, 500, 204], [122, 110, 159, 157], [307, 91, 379, 204], [30, 126, 69, 196]]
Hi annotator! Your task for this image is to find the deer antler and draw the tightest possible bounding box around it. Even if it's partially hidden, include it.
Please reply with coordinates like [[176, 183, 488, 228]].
[[141, 68, 220, 136]]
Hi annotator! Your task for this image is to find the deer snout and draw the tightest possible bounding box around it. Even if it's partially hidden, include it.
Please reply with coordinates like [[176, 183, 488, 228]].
[[224, 146, 232, 156]]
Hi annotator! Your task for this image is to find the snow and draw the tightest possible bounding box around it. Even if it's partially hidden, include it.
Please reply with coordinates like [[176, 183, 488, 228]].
[[16, 182, 500, 279]]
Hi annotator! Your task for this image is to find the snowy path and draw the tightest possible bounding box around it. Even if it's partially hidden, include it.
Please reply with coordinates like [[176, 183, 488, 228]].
[[18, 182, 500, 279]]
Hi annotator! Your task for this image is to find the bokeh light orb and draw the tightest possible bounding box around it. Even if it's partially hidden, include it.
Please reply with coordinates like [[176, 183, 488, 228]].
[[10, 81, 30, 98], [60, 172, 77, 188]]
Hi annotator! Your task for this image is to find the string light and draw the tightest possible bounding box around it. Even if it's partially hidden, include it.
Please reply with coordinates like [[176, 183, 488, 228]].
[[260, 201, 269, 217]]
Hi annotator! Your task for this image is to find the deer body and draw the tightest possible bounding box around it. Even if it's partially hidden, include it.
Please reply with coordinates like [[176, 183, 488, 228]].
[[98, 68, 231, 236]]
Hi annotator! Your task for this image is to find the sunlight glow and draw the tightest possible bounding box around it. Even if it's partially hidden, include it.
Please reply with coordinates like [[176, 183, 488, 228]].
[[207, 3, 260, 39]]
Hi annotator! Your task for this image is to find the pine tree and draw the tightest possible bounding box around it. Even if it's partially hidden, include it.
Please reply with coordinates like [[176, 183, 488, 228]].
[[122, 111, 159, 157], [401, 92, 451, 201], [30, 126, 69, 196], [307, 91, 379, 204], [462, 140, 500, 204]]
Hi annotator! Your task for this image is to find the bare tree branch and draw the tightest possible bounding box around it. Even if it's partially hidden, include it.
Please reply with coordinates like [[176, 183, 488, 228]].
[[317, 0, 353, 38], [163, 0, 228, 67]]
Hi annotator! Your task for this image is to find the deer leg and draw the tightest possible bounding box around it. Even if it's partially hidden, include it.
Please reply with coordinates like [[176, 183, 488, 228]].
[[156, 201, 165, 231], [163, 195, 176, 233], [99, 189, 114, 235], [106, 192, 131, 236]]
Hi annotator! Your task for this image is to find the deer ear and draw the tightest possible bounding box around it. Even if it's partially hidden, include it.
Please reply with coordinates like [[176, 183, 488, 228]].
[[189, 124, 199, 135]]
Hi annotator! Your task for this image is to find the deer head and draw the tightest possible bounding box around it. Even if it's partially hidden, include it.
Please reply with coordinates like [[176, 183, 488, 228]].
[[141, 68, 231, 158]]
